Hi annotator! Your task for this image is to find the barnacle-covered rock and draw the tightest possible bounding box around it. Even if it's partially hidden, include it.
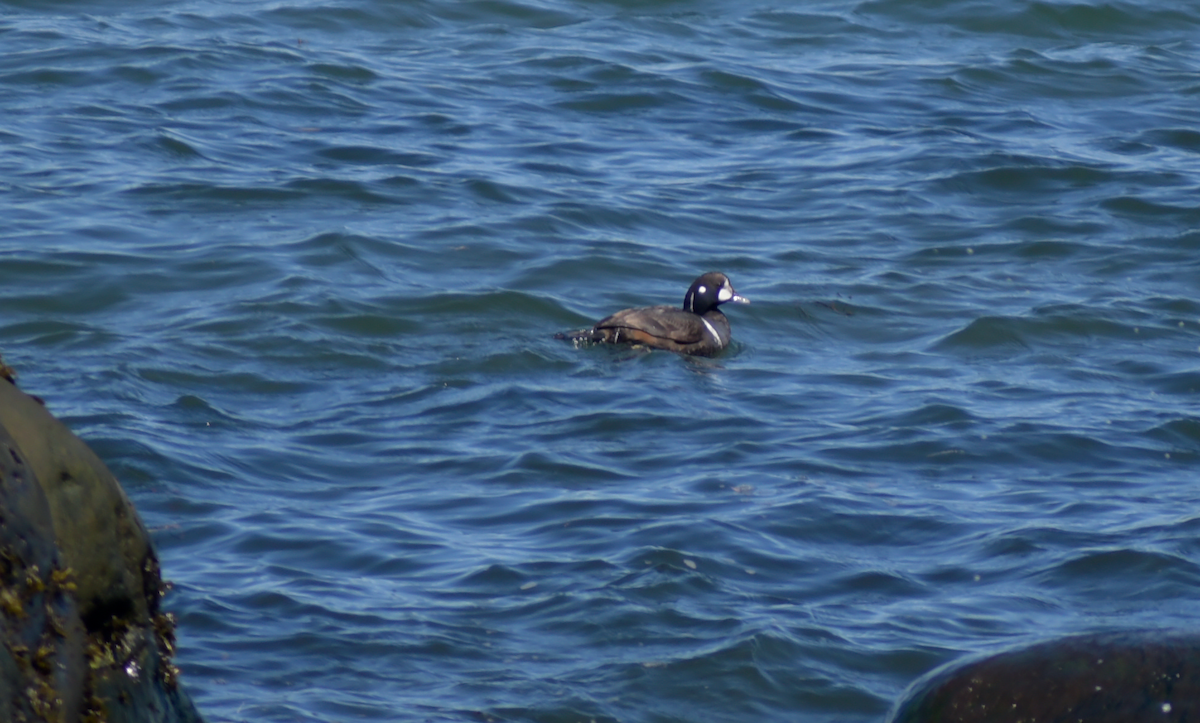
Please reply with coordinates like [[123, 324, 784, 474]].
[[0, 363, 203, 723]]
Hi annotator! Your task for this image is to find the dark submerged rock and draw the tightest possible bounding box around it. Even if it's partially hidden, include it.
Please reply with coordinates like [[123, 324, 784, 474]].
[[0, 365, 203, 723], [890, 631, 1200, 723]]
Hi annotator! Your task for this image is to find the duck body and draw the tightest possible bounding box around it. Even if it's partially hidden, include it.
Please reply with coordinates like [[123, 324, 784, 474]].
[[557, 272, 748, 357]]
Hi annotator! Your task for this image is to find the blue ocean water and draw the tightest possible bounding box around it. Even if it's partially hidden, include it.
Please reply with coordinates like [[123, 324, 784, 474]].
[[3, 0, 1200, 720]]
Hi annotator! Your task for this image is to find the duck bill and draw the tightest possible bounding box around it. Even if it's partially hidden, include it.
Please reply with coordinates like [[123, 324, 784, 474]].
[[729, 293, 749, 304]]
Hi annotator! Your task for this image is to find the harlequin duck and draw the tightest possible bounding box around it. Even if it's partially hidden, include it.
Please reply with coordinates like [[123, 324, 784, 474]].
[[556, 272, 748, 356]]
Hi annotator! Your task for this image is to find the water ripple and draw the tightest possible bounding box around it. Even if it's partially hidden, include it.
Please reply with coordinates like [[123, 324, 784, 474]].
[[4, 0, 1200, 721]]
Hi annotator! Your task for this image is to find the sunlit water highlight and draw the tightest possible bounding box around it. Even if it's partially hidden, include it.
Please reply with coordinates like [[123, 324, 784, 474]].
[[3, 0, 1200, 721]]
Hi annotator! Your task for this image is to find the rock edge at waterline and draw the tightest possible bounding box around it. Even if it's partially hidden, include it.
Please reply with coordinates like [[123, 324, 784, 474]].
[[890, 630, 1200, 723], [0, 361, 203, 723]]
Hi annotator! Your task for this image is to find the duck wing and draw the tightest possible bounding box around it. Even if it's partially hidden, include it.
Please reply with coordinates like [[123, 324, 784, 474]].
[[595, 305, 707, 344]]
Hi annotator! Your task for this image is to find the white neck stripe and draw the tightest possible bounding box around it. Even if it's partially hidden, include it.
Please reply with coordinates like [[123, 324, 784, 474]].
[[699, 317, 719, 342]]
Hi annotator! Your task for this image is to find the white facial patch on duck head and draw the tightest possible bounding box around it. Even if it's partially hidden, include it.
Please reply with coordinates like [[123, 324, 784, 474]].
[[717, 285, 733, 302]]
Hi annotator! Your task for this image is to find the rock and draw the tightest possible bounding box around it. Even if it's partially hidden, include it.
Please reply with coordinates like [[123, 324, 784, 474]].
[[0, 367, 203, 723], [890, 631, 1200, 723], [0, 415, 87, 722], [0, 378, 157, 631]]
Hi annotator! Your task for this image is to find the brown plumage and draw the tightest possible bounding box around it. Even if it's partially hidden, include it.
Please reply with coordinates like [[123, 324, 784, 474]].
[[556, 272, 748, 356]]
